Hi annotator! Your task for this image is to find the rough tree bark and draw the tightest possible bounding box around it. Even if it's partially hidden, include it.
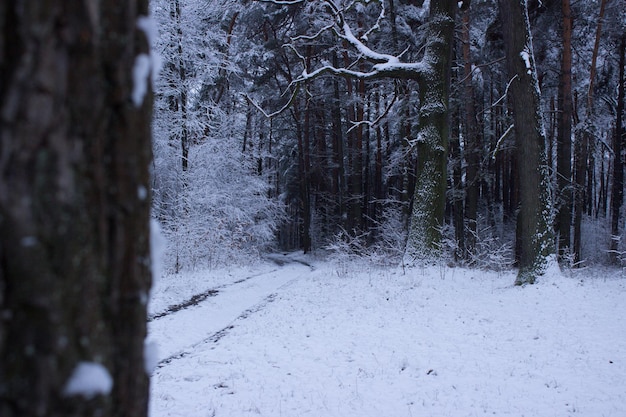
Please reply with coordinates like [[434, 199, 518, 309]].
[[405, 0, 456, 261], [498, 0, 554, 284], [0, 1, 153, 416]]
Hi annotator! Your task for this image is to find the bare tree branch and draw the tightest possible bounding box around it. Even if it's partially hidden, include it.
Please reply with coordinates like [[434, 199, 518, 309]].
[[244, 85, 301, 118], [347, 87, 399, 133], [257, 0, 305, 4], [256, 0, 428, 83], [491, 124, 514, 159], [291, 23, 335, 42], [250, 0, 429, 120]]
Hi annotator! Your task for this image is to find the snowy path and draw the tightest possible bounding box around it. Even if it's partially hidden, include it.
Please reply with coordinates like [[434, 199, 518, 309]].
[[148, 262, 313, 366], [149, 262, 626, 417]]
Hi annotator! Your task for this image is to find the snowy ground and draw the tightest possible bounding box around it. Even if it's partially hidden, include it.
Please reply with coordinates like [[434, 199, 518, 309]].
[[148, 255, 626, 417]]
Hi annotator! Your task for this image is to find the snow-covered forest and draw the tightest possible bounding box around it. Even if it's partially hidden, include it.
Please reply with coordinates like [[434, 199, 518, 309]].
[[144, 4, 626, 411], [1, 0, 625, 416], [151, 0, 626, 280], [144, 4, 626, 412]]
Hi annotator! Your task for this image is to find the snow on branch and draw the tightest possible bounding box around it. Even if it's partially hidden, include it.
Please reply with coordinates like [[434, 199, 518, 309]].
[[491, 74, 519, 108], [291, 23, 336, 42], [492, 124, 514, 159], [256, 0, 428, 83], [347, 88, 399, 133], [257, 0, 305, 4], [244, 85, 301, 119], [337, 22, 398, 64], [248, 0, 430, 120], [358, 0, 386, 42]]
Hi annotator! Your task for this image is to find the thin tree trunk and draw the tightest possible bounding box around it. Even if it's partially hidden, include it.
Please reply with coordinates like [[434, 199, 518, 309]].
[[212, 11, 239, 105], [450, 98, 466, 260], [402, 87, 415, 216], [388, 0, 398, 48], [461, 8, 480, 259], [303, 98, 312, 253], [374, 91, 384, 231], [587, 0, 607, 114], [548, 97, 556, 174], [556, 0, 573, 260], [598, 154, 607, 218], [574, 0, 607, 264], [587, 146, 595, 216], [573, 132, 587, 264], [172, 0, 189, 172], [294, 100, 312, 253], [353, 76, 365, 231], [331, 53, 347, 226], [610, 34, 625, 263], [364, 93, 373, 239]]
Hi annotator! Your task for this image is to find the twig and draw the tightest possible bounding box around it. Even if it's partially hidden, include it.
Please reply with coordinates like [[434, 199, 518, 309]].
[[244, 85, 300, 119], [347, 88, 399, 133]]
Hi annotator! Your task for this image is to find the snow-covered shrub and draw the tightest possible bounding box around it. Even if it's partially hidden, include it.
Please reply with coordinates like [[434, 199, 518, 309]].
[[580, 215, 618, 266], [466, 226, 514, 272], [151, 0, 284, 272], [325, 205, 407, 271], [153, 108, 285, 272], [443, 214, 515, 272]]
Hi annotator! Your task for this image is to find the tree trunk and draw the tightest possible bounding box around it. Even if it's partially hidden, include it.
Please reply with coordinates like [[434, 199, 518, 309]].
[[374, 91, 384, 232], [405, 0, 456, 262], [450, 96, 466, 260], [352, 76, 365, 231], [610, 34, 625, 263], [294, 99, 312, 253], [498, 0, 554, 284], [573, 131, 588, 264], [0, 1, 153, 416], [556, 0, 573, 260], [461, 7, 480, 259], [331, 58, 347, 225], [401, 86, 416, 218], [172, 0, 189, 172], [574, 0, 607, 264]]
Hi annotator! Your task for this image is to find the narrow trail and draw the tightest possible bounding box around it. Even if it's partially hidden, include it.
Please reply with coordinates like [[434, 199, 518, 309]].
[[156, 293, 279, 368], [148, 268, 280, 321], [149, 260, 314, 368]]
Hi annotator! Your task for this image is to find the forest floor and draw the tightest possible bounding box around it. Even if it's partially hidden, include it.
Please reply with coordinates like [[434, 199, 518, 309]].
[[148, 254, 626, 417]]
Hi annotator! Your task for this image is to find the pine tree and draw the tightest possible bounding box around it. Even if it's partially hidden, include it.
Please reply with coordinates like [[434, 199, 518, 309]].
[[497, 0, 554, 284]]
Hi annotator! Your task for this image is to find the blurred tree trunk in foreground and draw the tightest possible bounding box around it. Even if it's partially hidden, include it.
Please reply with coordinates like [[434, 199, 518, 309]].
[[0, 1, 153, 416]]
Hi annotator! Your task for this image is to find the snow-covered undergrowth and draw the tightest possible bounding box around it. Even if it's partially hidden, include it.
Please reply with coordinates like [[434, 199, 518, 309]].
[[150, 260, 626, 417]]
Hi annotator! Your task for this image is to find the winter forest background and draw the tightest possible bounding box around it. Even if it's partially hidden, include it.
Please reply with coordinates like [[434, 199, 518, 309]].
[[3, 1, 625, 414], [151, 0, 626, 279]]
